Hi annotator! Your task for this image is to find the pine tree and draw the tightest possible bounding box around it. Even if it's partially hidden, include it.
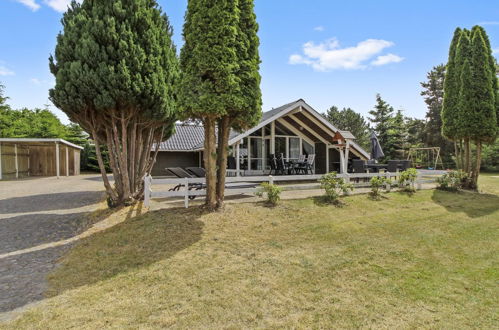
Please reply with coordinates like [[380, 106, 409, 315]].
[[420, 64, 454, 165], [179, 0, 261, 209], [216, 0, 262, 208], [324, 106, 371, 150], [442, 28, 462, 141], [369, 94, 395, 160], [50, 0, 179, 206]]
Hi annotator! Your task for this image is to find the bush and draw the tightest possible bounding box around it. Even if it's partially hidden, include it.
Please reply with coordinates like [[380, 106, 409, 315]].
[[255, 182, 282, 206], [437, 170, 469, 191], [369, 176, 390, 199], [398, 168, 418, 192], [319, 172, 354, 205]]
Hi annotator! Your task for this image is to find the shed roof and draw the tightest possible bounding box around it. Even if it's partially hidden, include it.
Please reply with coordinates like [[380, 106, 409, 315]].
[[0, 138, 84, 150]]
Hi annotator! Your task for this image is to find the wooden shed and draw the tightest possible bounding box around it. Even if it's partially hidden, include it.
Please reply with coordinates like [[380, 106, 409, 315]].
[[0, 138, 83, 180]]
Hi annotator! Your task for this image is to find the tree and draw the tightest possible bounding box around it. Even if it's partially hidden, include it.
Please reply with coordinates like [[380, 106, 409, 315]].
[[464, 26, 497, 186], [323, 106, 370, 150], [50, 0, 179, 206], [215, 0, 262, 208], [179, 0, 261, 210], [420, 64, 454, 165], [369, 94, 396, 160], [442, 28, 465, 169]]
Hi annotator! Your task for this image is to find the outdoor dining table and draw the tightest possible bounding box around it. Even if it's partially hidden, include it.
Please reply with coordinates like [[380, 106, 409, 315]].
[[366, 163, 388, 172]]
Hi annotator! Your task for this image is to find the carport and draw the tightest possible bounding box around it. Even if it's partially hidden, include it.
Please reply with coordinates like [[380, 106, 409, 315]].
[[0, 138, 83, 180]]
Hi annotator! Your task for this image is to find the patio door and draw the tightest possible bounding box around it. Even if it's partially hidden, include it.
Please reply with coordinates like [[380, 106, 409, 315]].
[[249, 137, 263, 171]]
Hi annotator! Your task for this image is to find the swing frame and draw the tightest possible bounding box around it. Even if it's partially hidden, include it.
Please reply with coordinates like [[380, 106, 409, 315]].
[[406, 147, 444, 170]]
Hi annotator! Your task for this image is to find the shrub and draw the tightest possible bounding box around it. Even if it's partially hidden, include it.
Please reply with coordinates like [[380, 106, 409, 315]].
[[256, 183, 282, 206], [319, 172, 354, 205], [398, 168, 418, 192], [437, 170, 469, 191], [369, 176, 390, 199]]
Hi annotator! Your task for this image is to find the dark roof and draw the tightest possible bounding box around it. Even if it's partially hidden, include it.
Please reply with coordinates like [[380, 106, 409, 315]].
[[157, 124, 205, 151], [156, 124, 240, 151], [261, 99, 302, 122]]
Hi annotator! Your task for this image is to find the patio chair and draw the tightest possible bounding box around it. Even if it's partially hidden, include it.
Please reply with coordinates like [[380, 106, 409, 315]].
[[268, 154, 278, 175], [352, 159, 367, 174], [165, 167, 204, 200], [296, 154, 315, 174], [276, 153, 291, 175], [227, 156, 236, 170], [186, 167, 206, 178], [387, 160, 399, 173]]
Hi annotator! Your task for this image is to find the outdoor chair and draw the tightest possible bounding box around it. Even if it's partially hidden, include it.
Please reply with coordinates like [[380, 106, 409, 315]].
[[296, 154, 315, 174], [268, 154, 278, 175], [352, 159, 367, 174], [227, 156, 237, 170], [387, 160, 399, 173], [185, 167, 206, 178], [165, 167, 204, 200], [276, 153, 291, 175]]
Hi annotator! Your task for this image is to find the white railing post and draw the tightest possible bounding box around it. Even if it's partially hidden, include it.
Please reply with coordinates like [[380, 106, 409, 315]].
[[184, 177, 189, 208], [144, 175, 152, 208], [416, 173, 422, 190], [344, 173, 351, 195], [269, 175, 274, 185], [385, 172, 391, 192]]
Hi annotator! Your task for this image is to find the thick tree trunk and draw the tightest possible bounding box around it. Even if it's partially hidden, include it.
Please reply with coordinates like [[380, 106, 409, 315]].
[[453, 141, 460, 170], [91, 129, 118, 202], [464, 138, 471, 174], [216, 116, 231, 209], [203, 117, 217, 210], [473, 141, 482, 189]]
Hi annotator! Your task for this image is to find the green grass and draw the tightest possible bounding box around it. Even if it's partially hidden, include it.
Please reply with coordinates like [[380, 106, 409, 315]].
[[3, 176, 499, 329]]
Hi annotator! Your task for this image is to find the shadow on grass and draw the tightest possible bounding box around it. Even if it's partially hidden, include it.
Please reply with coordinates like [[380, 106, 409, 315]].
[[45, 206, 205, 298], [312, 196, 346, 207], [431, 189, 499, 218]]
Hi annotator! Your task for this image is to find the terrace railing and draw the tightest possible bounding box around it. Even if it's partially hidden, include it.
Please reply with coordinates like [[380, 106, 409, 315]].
[[144, 170, 445, 208]]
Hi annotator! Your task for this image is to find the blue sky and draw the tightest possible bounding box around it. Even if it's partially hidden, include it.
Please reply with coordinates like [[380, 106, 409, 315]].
[[1, 0, 498, 124]]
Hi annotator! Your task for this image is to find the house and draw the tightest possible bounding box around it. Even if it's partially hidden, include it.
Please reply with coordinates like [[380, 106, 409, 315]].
[[151, 99, 369, 176], [0, 138, 83, 180]]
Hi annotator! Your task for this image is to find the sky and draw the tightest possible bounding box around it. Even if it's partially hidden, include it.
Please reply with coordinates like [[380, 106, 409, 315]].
[[1, 0, 498, 124]]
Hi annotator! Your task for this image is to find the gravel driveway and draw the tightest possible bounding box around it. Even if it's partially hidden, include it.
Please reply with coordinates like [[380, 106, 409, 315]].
[[0, 174, 106, 314]]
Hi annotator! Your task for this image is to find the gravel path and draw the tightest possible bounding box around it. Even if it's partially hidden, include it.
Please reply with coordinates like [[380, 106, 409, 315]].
[[0, 175, 105, 314]]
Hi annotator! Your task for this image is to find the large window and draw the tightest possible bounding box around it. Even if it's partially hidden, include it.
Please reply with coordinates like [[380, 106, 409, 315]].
[[250, 137, 263, 170], [275, 137, 286, 158], [302, 140, 314, 156], [289, 137, 300, 160]]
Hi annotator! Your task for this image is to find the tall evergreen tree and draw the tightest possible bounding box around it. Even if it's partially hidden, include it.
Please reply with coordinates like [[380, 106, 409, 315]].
[[442, 28, 465, 169], [50, 0, 179, 206], [323, 106, 370, 150], [420, 64, 454, 165], [464, 26, 497, 185], [179, 0, 261, 209], [216, 0, 262, 208], [369, 94, 396, 160]]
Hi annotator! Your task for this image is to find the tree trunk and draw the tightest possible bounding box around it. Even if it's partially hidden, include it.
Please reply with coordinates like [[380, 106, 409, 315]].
[[91, 129, 118, 202], [216, 116, 231, 209], [453, 141, 460, 170], [203, 117, 217, 210], [459, 139, 464, 171], [464, 138, 471, 174], [473, 141, 482, 189]]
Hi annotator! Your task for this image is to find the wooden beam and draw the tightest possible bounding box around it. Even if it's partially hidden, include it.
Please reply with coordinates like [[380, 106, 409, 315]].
[[65, 146, 69, 176], [55, 142, 60, 178], [270, 121, 275, 154], [293, 112, 333, 142], [15, 144, 18, 179], [276, 118, 316, 146], [236, 142, 240, 177], [287, 114, 330, 145], [281, 116, 319, 143]]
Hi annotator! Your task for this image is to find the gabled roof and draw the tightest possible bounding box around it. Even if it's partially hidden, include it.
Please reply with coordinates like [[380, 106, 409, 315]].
[[156, 99, 370, 159]]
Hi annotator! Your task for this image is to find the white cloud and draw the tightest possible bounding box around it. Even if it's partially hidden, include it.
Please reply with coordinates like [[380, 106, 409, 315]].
[[43, 0, 73, 13], [0, 66, 15, 76], [371, 53, 404, 66], [314, 26, 325, 32], [289, 37, 403, 71], [30, 78, 42, 85], [493, 47, 499, 55], [15, 0, 40, 11]]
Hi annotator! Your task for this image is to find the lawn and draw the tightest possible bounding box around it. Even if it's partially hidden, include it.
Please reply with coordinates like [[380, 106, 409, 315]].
[[3, 176, 499, 329]]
